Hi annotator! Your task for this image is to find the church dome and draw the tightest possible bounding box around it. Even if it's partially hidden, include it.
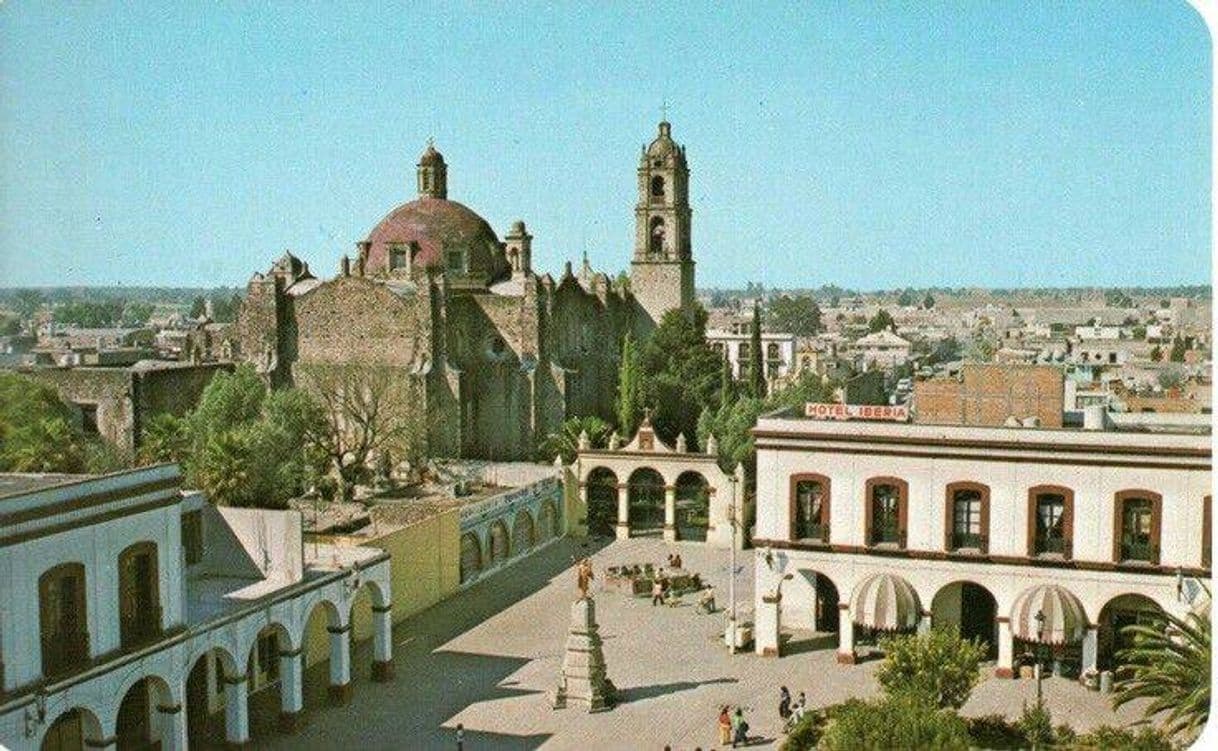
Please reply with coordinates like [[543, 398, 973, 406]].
[[363, 197, 509, 283]]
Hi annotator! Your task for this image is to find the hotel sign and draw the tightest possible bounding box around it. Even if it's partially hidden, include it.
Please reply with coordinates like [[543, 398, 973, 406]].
[[804, 402, 909, 422]]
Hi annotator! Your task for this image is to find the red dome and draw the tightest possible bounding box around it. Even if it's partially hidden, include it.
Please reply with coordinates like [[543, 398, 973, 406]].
[[363, 197, 507, 282]]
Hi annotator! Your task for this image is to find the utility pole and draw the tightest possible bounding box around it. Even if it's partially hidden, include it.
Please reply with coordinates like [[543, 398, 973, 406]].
[[727, 473, 738, 654]]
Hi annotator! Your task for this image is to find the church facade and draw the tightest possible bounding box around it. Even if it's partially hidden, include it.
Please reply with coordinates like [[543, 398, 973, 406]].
[[228, 121, 696, 461]]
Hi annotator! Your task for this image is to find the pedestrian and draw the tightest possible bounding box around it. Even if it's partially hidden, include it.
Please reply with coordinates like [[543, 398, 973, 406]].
[[698, 585, 716, 614], [651, 577, 664, 606], [717, 705, 732, 746], [731, 707, 749, 748], [790, 692, 807, 725], [778, 685, 791, 722]]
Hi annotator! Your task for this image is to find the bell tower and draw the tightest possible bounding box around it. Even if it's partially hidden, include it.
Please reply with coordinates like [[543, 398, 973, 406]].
[[417, 140, 447, 199], [630, 120, 695, 328]]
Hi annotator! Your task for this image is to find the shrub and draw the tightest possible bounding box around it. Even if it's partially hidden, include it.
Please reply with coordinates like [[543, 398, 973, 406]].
[[965, 714, 1026, 749], [1068, 725, 1175, 751], [876, 626, 986, 709], [1018, 701, 1054, 749], [818, 695, 971, 751], [779, 708, 830, 751]]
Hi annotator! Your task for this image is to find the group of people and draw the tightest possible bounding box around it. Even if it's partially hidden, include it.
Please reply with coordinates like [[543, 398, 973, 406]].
[[665, 552, 684, 569], [650, 574, 678, 606], [778, 685, 808, 731], [716, 705, 750, 748]]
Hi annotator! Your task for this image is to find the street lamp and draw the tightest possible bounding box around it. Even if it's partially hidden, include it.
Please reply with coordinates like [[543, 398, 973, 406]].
[[727, 473, 739, 654], [1034, 609, 1046, 707]]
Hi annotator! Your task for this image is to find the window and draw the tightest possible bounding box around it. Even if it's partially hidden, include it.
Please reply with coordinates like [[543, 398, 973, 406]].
[[118, 542, 161, 648], [389, 245, 408, 271], [39, 563, 89, 676], [1113, 491, 1161, 564], [650, 175, 665, 200], [945, 483, 989, 552], [767, 343, 780, 360], [77, 404, 99, 436], [649, 217, 665, 255], [1027, 486, 1073, 558], [789, 475, 830, 542], [865, 478, 907, 547], [446, 250, 464, 273], [181, 511, 203, 566]]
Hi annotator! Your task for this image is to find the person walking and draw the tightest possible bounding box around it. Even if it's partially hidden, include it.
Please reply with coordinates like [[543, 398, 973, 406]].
[[651, 577, 664, 606], [717, 705, 732, 746], [778, 685, 791, 723], [731, 707, 749, 748]]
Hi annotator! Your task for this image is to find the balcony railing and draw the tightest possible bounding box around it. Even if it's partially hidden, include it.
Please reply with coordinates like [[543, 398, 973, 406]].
[[1120, 540, 1155, 563], [41, 628, 90, 678], [1035, 536, 1066, 556], [951, 532, 983, 551], [871, 522, 901, 546]]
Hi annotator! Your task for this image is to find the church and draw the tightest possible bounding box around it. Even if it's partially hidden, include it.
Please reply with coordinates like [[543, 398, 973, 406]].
[[228, 121, 697, 460]]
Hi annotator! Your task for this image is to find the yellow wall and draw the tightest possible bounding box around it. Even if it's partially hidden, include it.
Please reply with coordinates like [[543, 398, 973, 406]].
[[303, 508, 462, 667]]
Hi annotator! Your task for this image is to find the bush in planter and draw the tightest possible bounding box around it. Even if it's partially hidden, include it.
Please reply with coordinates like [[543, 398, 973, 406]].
[[818, 695, 971, 751], [876, 626, 986, 709]]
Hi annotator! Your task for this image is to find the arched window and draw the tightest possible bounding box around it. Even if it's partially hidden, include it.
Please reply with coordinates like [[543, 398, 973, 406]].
[[650, 175, 665, 200], [944, 482, 989, 553], [789, 474, 830, 543], [766, 343, 780, 360], [649, 217, 665, 255], [1027, 486, 1073, 559], [118, 541, 161, 648], [865, 477, 907, 548], [1113, 490, 1161, 564], [39, 563, 89, 677]]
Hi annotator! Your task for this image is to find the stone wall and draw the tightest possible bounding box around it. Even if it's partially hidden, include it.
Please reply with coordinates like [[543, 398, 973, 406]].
[[914, 363, 1065, 428]]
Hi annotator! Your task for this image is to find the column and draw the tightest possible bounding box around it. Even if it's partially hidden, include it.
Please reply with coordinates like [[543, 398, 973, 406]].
[[836, 603, 856, 664], [327, 624, 353, 705], [577, 482, 590, 536], [615, 484, 630, 540], [663, 485, 677, 542], [754, 594, 780, 656], [223, 672, 250, 749], [278, 649, 304, 733], [918, 611, 932, 634], [157, 701, 187, 751], [372, 603, 395, 681], [1081, 625, 1099, 675], [995, 617, 1015, 678]]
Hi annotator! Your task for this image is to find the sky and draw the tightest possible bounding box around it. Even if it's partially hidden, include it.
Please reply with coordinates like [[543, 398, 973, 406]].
[[0, 2, 1211, 290]]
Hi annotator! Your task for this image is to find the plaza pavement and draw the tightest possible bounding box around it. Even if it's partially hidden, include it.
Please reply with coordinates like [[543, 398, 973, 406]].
[[253, 536, 1145, 750]]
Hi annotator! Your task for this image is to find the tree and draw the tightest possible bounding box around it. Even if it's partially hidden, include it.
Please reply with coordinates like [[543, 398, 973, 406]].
[[897, 289, 916, 307], [1157, 366, 1187, 391], [922, 293, 935, 310], [747, 301, 765, 398], [876, 627, 986, 709], [1150, 345, 1163, 362], [635, 305, 724, 448], [0, 371, 127, 474], [868, 308, 895, 333], [1169, 335, 1187, 362], [538, 416, 611, 464], [189, 296, 207, 319], [818, 695, 971, 751], [616, 333, 640, 436], [767, 294, 822, 336], [13, 288, 46, 319], [137, 412, 190, 465], [1112, 601, 1210, 741]]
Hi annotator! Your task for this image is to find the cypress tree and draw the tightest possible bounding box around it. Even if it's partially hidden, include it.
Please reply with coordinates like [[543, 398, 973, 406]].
[[616, 333, 639, 436], [719, 354, 733, 411], [748, 300, 766, 398]]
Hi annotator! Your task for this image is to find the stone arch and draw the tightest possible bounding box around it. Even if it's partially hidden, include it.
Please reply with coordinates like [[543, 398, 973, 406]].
[[585, 467, 619, 537], [184, 644, 238, 748], [1096, 593, 1164, 672], [627, 467, 665, 534], [488, 519, 511, 566], [244, 620, 294, 711], [930, 580, 998, 658], [649, 216, 665, 254], [460, 531, 484, 583], [650, 174, 665, 199], [115, 673, 175, 751], [512, 508, 536, 555], [537, 499, 559, 542], [674, 470, 710, 542], [797, 568, 842, 635], [41, 706, 104, 751]]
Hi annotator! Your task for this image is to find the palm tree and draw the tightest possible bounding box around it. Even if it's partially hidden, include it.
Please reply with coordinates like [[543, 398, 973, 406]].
[[1112, 599, 1210, 741], [539, 416, 612, 464]]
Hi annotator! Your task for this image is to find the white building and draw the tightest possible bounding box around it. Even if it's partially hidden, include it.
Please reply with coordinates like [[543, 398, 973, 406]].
[[750, 410, 1210, 680], [851, 330, 911, 370], [707, 329, 797, 382], [0, 465, 393, 751]]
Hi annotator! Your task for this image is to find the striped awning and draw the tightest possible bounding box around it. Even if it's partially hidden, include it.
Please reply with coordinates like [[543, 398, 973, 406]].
[[1010, 584, 1088, 645], [850, 573, 921, 631]]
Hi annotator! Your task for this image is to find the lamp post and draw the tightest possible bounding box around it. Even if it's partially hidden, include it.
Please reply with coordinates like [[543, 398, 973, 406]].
[[727, 473, 739, 654], [1034, 609, 1046, 707]]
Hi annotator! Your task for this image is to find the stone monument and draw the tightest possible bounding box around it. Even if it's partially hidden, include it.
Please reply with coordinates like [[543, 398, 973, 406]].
[[552, 564, 615, 711]]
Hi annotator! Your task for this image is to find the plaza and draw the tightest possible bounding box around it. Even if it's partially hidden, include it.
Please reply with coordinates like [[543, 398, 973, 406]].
[[254, 537, 1144, 751]]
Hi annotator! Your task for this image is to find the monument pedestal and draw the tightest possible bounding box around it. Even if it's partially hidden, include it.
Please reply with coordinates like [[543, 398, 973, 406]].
[[551, 597, 616, 712]]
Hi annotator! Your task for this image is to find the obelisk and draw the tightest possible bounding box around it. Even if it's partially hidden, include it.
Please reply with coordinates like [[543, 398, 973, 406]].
[[550, 596, 616, 712]]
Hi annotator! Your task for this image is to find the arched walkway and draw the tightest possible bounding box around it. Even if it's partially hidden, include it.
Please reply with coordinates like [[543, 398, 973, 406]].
[[1097, 593, 1163, 672], [675, 471, 710, 542], [537, 499, 558, 542], [460, 532, 483, 583], [116, 675, 174, 751], [41, 707, 103, 751], [488, 520, 510, 566], [185, 647, 239, 749], [512, 509, 536, 555], [627, 467, 665, 535], [798, 569, 840, 634], [585, 467, 619, 537], [931, 581, 998, 658]]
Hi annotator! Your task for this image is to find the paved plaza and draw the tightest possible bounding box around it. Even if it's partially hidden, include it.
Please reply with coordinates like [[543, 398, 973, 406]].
[[256, 537, 1144, 750]]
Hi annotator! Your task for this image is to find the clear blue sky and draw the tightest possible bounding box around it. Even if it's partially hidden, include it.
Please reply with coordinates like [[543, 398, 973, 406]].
[[0, 2, 1210, 289]]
